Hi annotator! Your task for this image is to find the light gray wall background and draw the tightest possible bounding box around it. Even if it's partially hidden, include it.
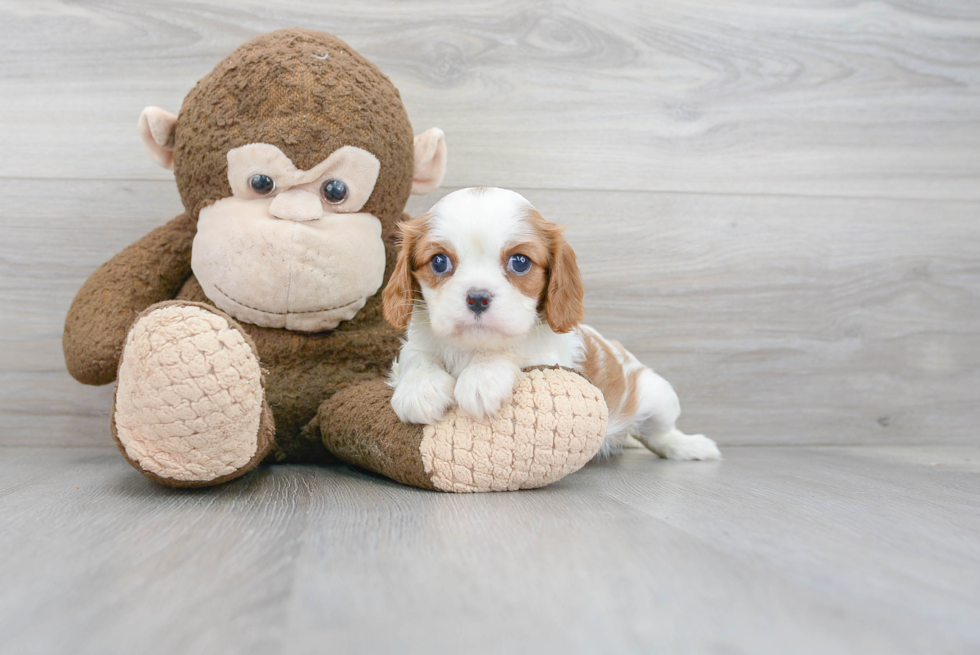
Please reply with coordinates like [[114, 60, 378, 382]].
[[2, 0, 978, 448]]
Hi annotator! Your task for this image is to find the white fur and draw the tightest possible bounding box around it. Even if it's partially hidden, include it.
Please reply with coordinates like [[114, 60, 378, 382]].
[[389, 188, 720, 461]]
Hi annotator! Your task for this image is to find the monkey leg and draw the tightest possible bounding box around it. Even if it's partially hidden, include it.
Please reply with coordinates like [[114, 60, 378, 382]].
[[316, 367, 608, 492], [111, 301, 275, 487]]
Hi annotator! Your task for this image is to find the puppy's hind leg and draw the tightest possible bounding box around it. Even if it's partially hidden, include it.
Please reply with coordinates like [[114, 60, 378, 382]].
[[631, 369, 721, 461], [642, 427, 721, 461]]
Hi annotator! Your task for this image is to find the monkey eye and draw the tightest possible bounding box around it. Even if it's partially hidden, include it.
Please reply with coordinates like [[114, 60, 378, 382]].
[[508, 254, 532, 275], [322, 178, 349, 204], [430, 253, 453, 275], [249, 174, 275, 195]]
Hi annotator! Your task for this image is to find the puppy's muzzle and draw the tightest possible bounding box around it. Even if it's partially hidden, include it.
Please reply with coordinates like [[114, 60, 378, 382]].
[[466, 290, 492, 316]]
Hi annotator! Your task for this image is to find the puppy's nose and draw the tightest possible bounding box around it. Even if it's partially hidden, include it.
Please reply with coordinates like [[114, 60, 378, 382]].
[[466, 290, 492, 316]]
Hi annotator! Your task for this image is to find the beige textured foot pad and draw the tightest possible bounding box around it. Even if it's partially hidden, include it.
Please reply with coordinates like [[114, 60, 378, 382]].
[[113, 303, 266, 483], [420, 367, 608, 492]]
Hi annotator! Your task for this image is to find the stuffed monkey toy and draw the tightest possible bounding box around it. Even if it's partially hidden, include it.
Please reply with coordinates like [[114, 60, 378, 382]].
[[63, 29, 607, 492]]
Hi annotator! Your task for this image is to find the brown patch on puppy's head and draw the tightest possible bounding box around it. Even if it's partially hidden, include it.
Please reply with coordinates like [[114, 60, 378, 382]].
[[501, 239, 549, 300], [412, 233, 457, 293]]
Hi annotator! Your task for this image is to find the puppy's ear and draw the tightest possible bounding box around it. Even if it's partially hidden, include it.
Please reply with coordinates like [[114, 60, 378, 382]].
[[543, 223, 585, 334], [382, 215, 427, 330]]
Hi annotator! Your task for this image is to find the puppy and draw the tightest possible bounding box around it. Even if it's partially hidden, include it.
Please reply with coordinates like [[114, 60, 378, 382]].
[[382, 187, 720, 460]]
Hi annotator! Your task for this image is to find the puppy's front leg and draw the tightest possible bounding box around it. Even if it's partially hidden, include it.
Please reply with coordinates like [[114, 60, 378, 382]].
[[390, 347, 457, 425], [454, 355, 521, 420]]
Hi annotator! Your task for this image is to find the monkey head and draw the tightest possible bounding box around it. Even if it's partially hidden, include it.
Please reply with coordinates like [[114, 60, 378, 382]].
[[136, 29, 447, 331]]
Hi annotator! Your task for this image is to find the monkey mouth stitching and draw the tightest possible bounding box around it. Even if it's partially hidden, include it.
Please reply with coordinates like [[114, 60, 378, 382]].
[[213, 284, 362, 315]]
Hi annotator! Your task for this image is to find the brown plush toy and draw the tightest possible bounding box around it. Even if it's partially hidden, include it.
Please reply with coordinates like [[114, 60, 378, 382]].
[[63, 28, 607, 491]]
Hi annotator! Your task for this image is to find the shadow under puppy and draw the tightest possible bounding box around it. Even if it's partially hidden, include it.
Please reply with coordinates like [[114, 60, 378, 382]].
[[382, 187, 720, 460]]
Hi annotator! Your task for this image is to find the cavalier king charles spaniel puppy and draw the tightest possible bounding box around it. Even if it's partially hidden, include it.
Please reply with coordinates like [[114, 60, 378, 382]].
[[382, 187, 719, 460]]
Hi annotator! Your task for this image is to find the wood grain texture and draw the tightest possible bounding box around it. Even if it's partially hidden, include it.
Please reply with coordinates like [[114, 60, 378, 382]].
[[3, 180, 978, 447], [0, 5, 978, 443], [1, 445, 978, 655], [0, 1, 979, 198], [2, 4, 979, 654]]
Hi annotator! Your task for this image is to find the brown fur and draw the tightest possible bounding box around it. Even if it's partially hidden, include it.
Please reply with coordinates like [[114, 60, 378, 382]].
[[580, 328, 627, 414], [174, 29, 413, 238], [63, 212, 196, 385], [382, 211, 466, 331], [382, 213, 429, 330], [524, 208, 585, 334], [579, 329, 648, 427], [501, 241, 549, 299], [609, 338, 645, 419], [412, 234, 458, 291], [62, 32, 605, 489], [314, 379, 437, 490], [63, 30, 424, 479], [620, 366, 646, 422]]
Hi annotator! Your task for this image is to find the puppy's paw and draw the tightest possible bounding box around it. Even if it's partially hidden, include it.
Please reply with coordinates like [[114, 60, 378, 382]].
[[454, 360, 520, 420], [645, 430, 721, 461], [391, 370, 457, 425]]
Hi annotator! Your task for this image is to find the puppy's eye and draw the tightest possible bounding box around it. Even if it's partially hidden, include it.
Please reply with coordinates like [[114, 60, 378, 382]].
[[430, 253, 453, 275], [249, 174, 275, 195], [322, 178, 349, 204], [508, 254, 532, 275]]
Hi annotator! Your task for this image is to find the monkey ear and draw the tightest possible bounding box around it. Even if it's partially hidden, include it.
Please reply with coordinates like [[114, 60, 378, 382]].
[[411, 128, 447, 195], [138, 106, 178, 170]]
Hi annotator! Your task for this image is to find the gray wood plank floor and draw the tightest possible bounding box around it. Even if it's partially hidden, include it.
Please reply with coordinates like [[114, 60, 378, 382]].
[[1, 1, 979, 653], [1, 445, 978, 655]]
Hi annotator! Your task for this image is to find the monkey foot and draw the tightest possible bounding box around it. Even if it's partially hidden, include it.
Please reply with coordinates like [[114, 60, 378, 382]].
[[112, 301, 274, 486], [319, 367, 608, 492]]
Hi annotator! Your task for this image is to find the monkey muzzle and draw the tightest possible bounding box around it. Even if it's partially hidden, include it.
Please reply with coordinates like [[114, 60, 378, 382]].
[[191, 196, 386, 332]]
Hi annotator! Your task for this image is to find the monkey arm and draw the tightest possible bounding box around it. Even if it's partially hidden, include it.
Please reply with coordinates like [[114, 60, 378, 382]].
[[63, 213, 197, 385]]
